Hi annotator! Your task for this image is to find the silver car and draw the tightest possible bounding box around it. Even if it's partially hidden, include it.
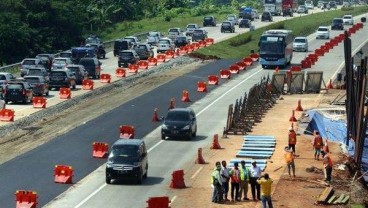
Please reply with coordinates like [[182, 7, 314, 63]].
[[20, 58, 42, 77], [52, 58, 73, 70], [157, 38, 175, 53], [293, 37, 308, 52]]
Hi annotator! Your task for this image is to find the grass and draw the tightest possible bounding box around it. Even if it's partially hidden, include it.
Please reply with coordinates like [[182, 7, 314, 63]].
[[194, 6, 368, 59]]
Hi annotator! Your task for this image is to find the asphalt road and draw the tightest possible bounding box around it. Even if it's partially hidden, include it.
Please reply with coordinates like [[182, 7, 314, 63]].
[[0, 7, 366, 208]]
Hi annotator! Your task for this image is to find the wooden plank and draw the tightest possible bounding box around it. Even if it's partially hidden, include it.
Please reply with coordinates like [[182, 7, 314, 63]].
[[341, 195, 350, 204], [333, 194, 345, 204], [327, 195, 337, 204], [317, 187, 334, 203]]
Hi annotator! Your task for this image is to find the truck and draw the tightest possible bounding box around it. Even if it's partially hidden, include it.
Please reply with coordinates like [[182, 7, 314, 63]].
[[263, 0, 282, 16], [282, 0, 295, 16], [238, 7, 254, 20]]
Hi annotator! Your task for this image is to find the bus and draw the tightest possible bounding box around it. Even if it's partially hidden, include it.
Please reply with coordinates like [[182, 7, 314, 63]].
[[258, 30, 294, 69]]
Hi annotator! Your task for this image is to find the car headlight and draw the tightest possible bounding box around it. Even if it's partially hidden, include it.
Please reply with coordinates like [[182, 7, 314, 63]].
[[106, 162, 113, 168], [182, 125, 190, 130], [162, 124, 168, 130], [133, 162, 141, 167]]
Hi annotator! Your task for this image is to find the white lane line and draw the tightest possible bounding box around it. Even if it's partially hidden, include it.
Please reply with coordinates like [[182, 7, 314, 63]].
[[74, 67, 264, 207], [191, 167, 203, 179], [170, 196, 177, 205]]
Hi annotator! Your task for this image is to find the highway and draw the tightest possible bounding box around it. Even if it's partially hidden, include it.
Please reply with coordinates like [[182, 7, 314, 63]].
[[0, 8, 366, 208]]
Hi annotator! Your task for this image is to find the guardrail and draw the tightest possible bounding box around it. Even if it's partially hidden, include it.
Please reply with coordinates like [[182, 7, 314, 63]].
[[0, 32, 149, 73]]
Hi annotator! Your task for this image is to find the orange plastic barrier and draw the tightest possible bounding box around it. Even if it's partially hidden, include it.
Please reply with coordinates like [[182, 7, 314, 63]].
[[330, 38, 338, 47], [128, 64, 138, 74], [59, 88, 71, 99], [197, 81, 207, 92], [1, 109, 15, 122], [348, 26, 356, 34], [187, 44, 195, 53], [54, 165, 73, 184], [138, 61, 149, 69], [92, 142, 109, 158], [307, 54, 318, 64], [243, 57, 253, 66], [146, 196, 171, 208], [325, 41, 333, 50], [315, 48, 324, 56], [198, 40, 207, 48], [116, 67, 126, 78], [210, 134, 222, 149], [250, 53, 260, 62], [195, 148, 206, 164], [208, 75, 219, 85], [204, 38, 214, 45], [236, 61, 247, 71], [320, 45, 329, 53], [305, 56, 315, 65], [100, 73, 111, 83], [290, 66, 302, 72], [356, 22, 363, 29], [82, 79, 94, 90], [338, 33, 345, 42], [152, 108, 161, 122], [220, 69, 231, 79], [192, 42, 200, 49], [229, 65, 240, 74], [165, 50, 175, 59], [181, 90, 191, 102], [32, 97, 46, 108], [15, 190, 38, 208], [170, 169, 186, 189], [157, 54, 166, 62], [301, 59, 311, 69], [119, 125, 135, 139], [178, 46, 188, 55], [148, 57, 157, 66]]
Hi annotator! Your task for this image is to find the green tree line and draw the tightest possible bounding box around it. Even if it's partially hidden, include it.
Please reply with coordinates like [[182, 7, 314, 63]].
[[0, 0, 259, 65]]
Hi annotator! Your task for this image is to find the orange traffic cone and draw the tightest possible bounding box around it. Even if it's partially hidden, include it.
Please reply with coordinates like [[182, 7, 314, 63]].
[[327, 79, 333, 89], [168, 98, 175, 110], [195, 148, 206, 164], [181, 90, 191, 102], [289, 110, 297, 122], [295, 99, 303, 111], [210, 134, 222, 149], [152, 108, 160, 122]]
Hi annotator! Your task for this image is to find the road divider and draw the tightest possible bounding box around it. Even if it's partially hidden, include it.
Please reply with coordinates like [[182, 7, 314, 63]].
[[197, 81, 207, 92], [181, 90, 191, 102], [207, 75, 219, 85], [82, 79, 94, 90], [100, 74, 111, 83], [15, 190, 38, 208], [170, 170, 186, 189], [128, 64, 139, 74], [59, 88, 71, 99], [146, 196, 170, 208], [54, 165, 73, 184], [119, 125, 135, 139], [0, 109, 15, 122], [138, 61, 149, 69], [220, 69, 231, 79], [32, 97, 47, 109], [92, 142, 109, 158]]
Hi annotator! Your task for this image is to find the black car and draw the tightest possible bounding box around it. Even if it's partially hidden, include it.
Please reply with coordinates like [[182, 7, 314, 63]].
[[3, 81, 33, 104], [23, 76, 49, 96], [221, 21, 235, 33], [118, 50, 140, 67], [113, 39, 131, 57], [78, 58, 102, 79], [283, 8, 293, 17], [86, 43, 106, 59], [175, 36, 190, 47], [67, 65, 88, 84], [133, 44, 154, 60], [105, 139, 148, 184], [48, 69, 76, 90], [192, 29, 208, 42], [261, 12, 273, 22], [239, 19, 252, 28], [203, 16, 216, 27], [331, 18, 344, 30], [161, 108, 197, 140], [35, 54, 54, 70]]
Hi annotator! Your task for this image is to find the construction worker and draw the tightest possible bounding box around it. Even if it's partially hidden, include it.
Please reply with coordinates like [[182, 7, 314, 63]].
[[284, 146, 296, 177], [323, 138, 330, 153], [257, 173, 274, 208], [321, 151, 333, 182], [220, 160, 230, 201], [211, 161, 224, 203], [239, 160, 250, 200], [229, 162, 241, 201], [249, 160, 262, 201], [288, 127, 297, 154], [313, 131, 324, 160]]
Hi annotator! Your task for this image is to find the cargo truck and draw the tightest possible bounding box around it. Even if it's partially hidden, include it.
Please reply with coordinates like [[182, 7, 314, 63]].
[[263, 0, 282, 16]]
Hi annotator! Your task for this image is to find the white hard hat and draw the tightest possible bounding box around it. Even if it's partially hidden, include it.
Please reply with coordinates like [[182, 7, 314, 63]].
[[289, 127, 293, 131]]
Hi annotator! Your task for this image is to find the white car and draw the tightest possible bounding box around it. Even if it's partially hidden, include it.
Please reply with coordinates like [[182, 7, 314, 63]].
[[185, 24, 199, 36], [316, 26, 330, 39], [293, 37, 309, 52], [227, 14, 239, 25], [342, 15, 354, 25], [157, 38, 175, 53], [52, 58, 73, 70]]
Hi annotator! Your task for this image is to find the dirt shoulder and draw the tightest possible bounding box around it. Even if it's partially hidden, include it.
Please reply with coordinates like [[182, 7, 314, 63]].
[[171, 89, 367, 208]]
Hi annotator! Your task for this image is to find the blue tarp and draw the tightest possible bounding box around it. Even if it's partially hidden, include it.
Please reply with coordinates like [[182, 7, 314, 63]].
[[306, 110, 368, 173]]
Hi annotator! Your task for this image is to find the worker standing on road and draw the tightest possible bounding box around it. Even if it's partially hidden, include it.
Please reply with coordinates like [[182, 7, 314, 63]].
[[313, 131, 324, 160], [323, 138, 330, 153], [321, 151, 333, 182], [220, 160, 230, 202], [288, 127, 297, 154], [229, 162, 241, 202], [239, 160, 250, 201], [249, 160, 262, 201], [284, 146, 296, 177], [211, 161, 224, 204], [257, 173, 274, 208]]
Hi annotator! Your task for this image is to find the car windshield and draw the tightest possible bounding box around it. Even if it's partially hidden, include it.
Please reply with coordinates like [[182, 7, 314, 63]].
[[343, 16, 352, 19], [79, 59, 95, 66], [176, 37, 186, 41], [187, 25, 196, 28], [59, 53, 72, 58], [0, 75, 6, 80], [166, 111, 190, 121], [23, 60, 36, 65], [168, 29, 179, 33], [54, 59, 67, 64], [124, 38, 135, 42], [134, 45, 147, 50], [227, 17, 235, 20], [193, 30, 203, 35], [260, 42, 284, 54], [148, 32, 158, 36], [120, 52, 133, 57], [333, 19, 343, 23], [109, 145, 139, 163], [241, 20, 249, 23], [7, 84, 23, 90], [51, 72, 66, 76], [67, 67, 79, 72], [28, 69, 42, 75], [24, 77, 40, 84], [222, 22, 231, 26], [299, 6, 306, 8], [294, 38, 306, 43], [159, 40, 169, 44], [318, 28, 328, 31], [204, 17, 212, 20]]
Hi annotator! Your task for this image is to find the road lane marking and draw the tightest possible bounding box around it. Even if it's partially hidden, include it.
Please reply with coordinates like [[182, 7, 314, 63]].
[[74, 67, 264, 207], [191, 167, 203, 179]]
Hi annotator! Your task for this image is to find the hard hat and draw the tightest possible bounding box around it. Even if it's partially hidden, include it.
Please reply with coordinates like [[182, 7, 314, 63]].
[[289, 127, 293, 131]]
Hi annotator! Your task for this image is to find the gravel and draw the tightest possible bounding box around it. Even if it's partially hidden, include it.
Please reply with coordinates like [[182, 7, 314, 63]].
[[0, 56, 200, 138]]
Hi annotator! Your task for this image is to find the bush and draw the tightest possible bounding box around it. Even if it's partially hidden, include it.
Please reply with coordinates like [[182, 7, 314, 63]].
[[229, 34, 252, 47], [341, 7, 354, 11]]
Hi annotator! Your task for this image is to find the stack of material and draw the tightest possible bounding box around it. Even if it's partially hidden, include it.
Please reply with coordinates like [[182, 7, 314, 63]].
[[317, 187, 350, 205], [236, 135, 276, 159]]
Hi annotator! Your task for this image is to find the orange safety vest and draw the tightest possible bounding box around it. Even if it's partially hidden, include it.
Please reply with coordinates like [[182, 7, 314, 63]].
[[288, 131, 297, 144], [285, 151, 294, 164], [323, 143, 329, 153], [314, 136, 323, 149], [230, 168, 240, 183], [324, 154, 333, 168]]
